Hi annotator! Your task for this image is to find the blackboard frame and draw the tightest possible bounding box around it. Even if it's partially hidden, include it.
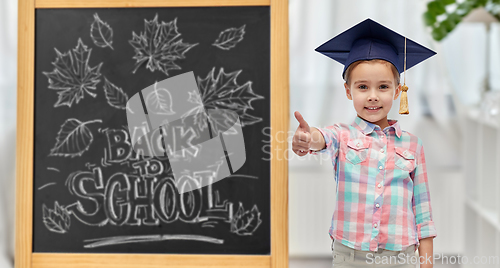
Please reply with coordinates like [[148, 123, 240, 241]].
[[16, 0, 289, 267]]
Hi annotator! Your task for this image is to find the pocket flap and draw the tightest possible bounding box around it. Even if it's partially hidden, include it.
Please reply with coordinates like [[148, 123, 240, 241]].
[[395, 147, 415, 160], [347, 139, 370, 150]]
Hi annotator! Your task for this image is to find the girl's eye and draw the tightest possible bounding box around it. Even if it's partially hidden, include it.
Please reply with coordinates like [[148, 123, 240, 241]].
[[358, 85, 368, 89], [380, 85, 389, 89]]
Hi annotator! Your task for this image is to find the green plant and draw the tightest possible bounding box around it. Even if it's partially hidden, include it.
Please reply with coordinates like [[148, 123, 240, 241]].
[[424, 0, 500, 41]]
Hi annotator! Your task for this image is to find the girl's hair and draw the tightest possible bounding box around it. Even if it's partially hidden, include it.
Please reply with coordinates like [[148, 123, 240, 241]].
[[344, 59, 400, 86]]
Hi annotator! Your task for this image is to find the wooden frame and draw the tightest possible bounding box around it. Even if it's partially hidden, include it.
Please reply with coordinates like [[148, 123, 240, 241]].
[[16, 0, 289, 267]]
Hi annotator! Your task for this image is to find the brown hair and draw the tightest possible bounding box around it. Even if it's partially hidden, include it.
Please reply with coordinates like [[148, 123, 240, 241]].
[[344, 59, 400, 86]]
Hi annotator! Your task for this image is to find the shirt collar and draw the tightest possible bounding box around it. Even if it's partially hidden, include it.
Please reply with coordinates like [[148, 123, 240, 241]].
[[351, 116, 402, 138]]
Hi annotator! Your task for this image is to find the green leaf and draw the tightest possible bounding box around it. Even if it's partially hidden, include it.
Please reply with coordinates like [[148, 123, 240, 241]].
[[456, 2, 473, 15], [448, 12, 462, 24], [428, 1, 447, 15], [470, 0, 486, 8], [423, 11, 437, 26], [441, 17, 456, 32], [431, 25, 447, 41], [439, 0, 455, 5]]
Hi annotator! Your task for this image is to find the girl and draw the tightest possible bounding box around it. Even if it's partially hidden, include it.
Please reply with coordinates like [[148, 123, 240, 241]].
[[292, 19, 437, 268]]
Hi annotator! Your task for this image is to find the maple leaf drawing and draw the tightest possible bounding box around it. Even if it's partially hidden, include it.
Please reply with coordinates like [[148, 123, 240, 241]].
[[49, 118, 102, 158], [230, 203, 262, 236], [213, 25, 246, 50], [129, 14, 198, 76], [90, 13, 114, 50], [43, 201, 71, 234], [183, 67, 264, 132], [43, 38, 103, 108]]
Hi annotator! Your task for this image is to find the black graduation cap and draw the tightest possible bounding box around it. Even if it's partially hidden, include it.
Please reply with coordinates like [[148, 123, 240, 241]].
[[315, 18, 436, 115], [315, 18, 436, 79]]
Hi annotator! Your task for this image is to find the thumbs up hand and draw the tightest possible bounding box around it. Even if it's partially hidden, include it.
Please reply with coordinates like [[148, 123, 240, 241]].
[[292, 111, 311, 156]]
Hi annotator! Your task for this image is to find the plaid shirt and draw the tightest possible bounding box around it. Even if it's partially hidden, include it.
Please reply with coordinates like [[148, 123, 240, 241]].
[[310, 116, 437, 252]]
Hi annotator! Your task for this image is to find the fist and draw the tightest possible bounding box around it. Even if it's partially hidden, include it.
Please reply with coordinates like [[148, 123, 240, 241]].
[[292, 111, 311, 157]]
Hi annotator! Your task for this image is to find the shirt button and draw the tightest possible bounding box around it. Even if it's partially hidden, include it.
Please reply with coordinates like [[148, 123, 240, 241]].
[[374, 223, 378, 228], [380, 149, 384, 153], [378, 166, 383, 170], [375, 203, 380, 208], [377, 183, 382, 188]]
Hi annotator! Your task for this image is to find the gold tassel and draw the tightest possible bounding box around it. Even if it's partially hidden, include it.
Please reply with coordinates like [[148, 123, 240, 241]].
[[399, 37, 409, 115], [399, 84, 409, 114]]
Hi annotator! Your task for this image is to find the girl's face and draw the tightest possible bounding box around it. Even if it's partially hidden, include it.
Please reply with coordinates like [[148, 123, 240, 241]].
[[344, 61, 401, 129]]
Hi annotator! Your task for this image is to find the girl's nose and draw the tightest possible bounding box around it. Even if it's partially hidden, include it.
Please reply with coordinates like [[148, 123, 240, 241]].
[[368, 94, 379, 102]]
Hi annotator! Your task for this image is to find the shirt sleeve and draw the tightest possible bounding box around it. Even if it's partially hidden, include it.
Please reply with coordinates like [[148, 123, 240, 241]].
[[308, 125, 340, 160], [412, 139, 437, 241]]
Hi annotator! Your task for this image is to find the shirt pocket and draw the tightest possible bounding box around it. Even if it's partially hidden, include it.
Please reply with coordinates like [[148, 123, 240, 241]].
[[345, 139, 371, 165], [395, 147, 416, 172]]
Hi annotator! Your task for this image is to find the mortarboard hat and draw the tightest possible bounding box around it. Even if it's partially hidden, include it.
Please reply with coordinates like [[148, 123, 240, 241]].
[[315, 19, 436, 114]]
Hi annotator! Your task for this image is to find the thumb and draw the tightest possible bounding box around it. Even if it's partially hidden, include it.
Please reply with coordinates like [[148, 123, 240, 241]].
[[294, 111, 310, 132]]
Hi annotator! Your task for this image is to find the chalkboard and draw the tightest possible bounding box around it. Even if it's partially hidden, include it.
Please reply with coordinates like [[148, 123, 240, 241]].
[[33, 6, 270, 254], [17, 1, 287, 267]]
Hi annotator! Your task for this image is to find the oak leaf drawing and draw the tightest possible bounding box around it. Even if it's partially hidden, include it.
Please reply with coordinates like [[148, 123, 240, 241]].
[[183, 67, 264, 133], [43, 38, 103, 108], [230, 203, 262, 236], [213, 25, 246, 50], [90, 13, 114, 50], [129, 14, 198, 76], [43, 201, 71, 234], [49, 118, 102, 158]]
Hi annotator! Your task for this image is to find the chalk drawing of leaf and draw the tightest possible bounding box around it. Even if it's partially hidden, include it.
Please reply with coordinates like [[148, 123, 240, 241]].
[[184, 90, 207, 130], [49, 118, 102, 158], [235, 113, 262, 126], [103, 77, 128, 110], [43, 39, 102, 107], [129, 14, 198, 76], [182, 67, 264, 132], [43, 201, 71, 234], [145, 82, 175, 115], [90, 13, 114, 50], [213, 25, 246, 50], [43, 38, 103, 108], [230, 203, 262, 236], [207, 109, 240, 136]]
